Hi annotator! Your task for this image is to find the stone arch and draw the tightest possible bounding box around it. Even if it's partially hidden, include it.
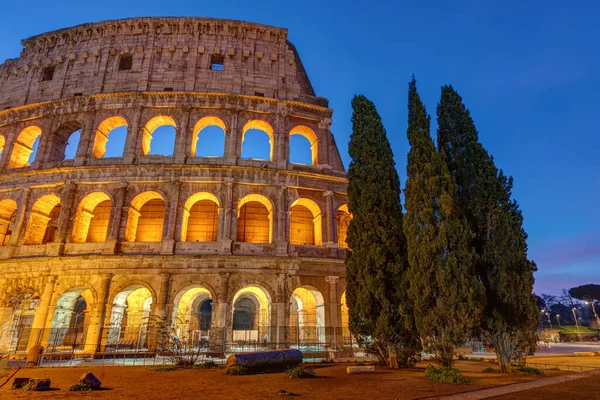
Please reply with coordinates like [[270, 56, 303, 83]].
[[23, 193, 62, 245], [0, 291, 40, 352], [71, 191, 112, 243], [142, 115, 177, 156], [0, 199, 18, 246], [0, 134, 5, 158], [191, 116, 226, 158], [92, 116, 128, 158], [241, 120, 274, 161], [47, 121, 83, 163], [290, 285, 326, 345], [236, 193, 274, 244], [171, 284, 215, 343], [8, 126, 42, 169], [290, 125, 318, 166], [231, 285, 271, 342], [106, 283, 155, 350], [181, 192, 220, 242], [336, 204, 352, 248], [290, 197, 323, 246], [47, 285, 95, 352], [124, 191, 166, 242]]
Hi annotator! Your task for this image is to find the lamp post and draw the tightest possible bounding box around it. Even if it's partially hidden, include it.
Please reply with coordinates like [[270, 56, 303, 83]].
[[556, 314, 561, 327], [546, 312, 553, 331], [572, 308, 581, 342], [584, 300, 600, 327]]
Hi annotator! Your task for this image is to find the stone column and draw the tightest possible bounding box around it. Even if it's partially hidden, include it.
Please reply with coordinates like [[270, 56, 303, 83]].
[[323, 191, 336, 247], [73, 123, 94, 166], [105, 183, 127, 253], [318, 118, 333, 167], [83, 274, 112, 354], [148, 273, 171, 352], [173, 108, 190, 164], [224, 111, 239, 164], [122, 107, 144, 164], [325, 276, 342, 349], [209, 273, 229, 352], [161, 182, 180, 254], [275, 111, 288, 169], [53, 182, 77, 255], [276, 186, 288, 256], [271, 273, 289, 347], [5, 189, 30, 257], [27, 276, 56, 350]]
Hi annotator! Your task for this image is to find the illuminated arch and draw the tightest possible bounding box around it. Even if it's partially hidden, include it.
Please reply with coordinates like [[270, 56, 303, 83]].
[[171, 285, 214, 340], [71, 192, 112, 243], [124, 191, 165, 242], [0, 135, 5, 157], [9, 126, 42, 169], [232, 285, 271, 340], [241, 120, 274, 161], [141, 115, 177, 156], [24, 193, 62, 245], [48, 286, 94, 352], [0, 199, 17, 247], [336, 204, 352, 248], [181, 192, 220, 242], [290, 285, 325, 344], [92, 116, 128, 158], [236, 194, 273, 244], [107, 284, 154, 349], [290, 197, 322, 246], [191, 116, 226, 158], [290, 125, 318, 166]]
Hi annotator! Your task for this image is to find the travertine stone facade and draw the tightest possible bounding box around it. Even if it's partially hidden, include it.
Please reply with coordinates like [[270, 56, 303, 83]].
[[0, 18, 350, 355]]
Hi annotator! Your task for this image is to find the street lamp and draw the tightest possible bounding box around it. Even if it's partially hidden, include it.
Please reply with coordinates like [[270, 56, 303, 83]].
[[545, 312, 553, 331], [556, 314, 561, 327], [572, 308, 581, 342], [584, 300, 600, 326]]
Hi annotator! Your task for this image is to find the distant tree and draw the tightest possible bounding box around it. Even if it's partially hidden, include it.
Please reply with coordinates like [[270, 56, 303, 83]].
[[569, 284, 600, 302], [403, 77, 483, 367], [437, 86, 539, 373], [535, 295, 546, 311], [345, 94, 419, 369]]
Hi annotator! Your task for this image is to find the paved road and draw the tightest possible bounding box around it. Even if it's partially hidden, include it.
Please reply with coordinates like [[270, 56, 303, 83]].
[[462, 342, 600, 359]]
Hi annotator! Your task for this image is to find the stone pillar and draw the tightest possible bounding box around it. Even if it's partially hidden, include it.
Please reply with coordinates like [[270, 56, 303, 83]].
[[173, 108, 190, 164], [209, 273, 229, 352], [55, 183, 78, 254], [83, 274, 112, 354], [323, 191, 336, 247], [26, 276, 56, 351], [148, 273, 171, 352], [122, 107, 144, 164], [275, 111, 288, 169], [73, 124, 94, 166], [224, 111, 239, 164], [276, 186, 288, 256], [318, 118, 333, 167], [271, 273, 289, 347], [161, 182, 180, 254], [5, 189, 30, 257], [326, 276, 342, 349]]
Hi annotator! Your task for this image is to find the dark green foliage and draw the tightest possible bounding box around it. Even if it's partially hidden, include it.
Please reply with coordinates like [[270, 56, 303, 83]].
[[513, 365, 546, 375], [225, 365, 248, 375], [569, 284, 600, 302], [424, 365, 472, 384], [481, 367, 500, 373], [403, 78, 483, 368], [285, 365, 316, 379], [276, 389, 300, 396], [147, 365, 181, 372], [345, 94, 419, 368], [436, 86, 539, 373], [68, 380, 94, 391]]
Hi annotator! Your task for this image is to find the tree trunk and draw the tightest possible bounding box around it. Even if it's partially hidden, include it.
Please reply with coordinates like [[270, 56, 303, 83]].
[[387, 344, 399, 369], [437, 344, 455, 368], [492, 332, 512, 373]]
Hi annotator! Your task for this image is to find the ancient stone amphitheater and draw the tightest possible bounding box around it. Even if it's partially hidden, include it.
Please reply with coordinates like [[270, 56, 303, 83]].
[[0, 17, 352, 357]]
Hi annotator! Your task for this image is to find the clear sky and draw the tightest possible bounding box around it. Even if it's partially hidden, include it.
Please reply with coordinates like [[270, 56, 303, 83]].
[[0, 0, 597, 295]]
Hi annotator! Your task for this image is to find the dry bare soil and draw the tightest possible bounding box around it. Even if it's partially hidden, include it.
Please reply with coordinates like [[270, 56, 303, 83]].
[[0, 361, 580, 400]]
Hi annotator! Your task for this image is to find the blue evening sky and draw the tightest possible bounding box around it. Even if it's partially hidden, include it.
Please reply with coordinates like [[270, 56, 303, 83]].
[[0, 0, 597, 295]]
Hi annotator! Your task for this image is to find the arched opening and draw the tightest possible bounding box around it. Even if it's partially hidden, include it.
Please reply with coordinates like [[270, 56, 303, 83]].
[[71, 192, 112, 243], [23, 194, 62, 245], [9, 126, 42, 169], [241, 120, 274, 161], [337, 205, 352, 248], [142, 116, 176, 156], [63, 130, 81, 160], [290, 126, 318, 166], [171, 286, 213, 348], [107, 286, 153, 351], [232, 286, 270, 343], [340, 291, 351, 346], [191, 117, 226, 158], [124, 191, 165, 242], [48, 287, 92, 352], [45, 122, 83, 163], [290, 198, 322, 246], [0, 292, 39, 353], [181, 192, 219, 242], [0, 135, 5, 158], [92, 116, 128, 158], [290, 286, 325, 346], [236, 194, 272, 244], [0, 199, 18, 246]]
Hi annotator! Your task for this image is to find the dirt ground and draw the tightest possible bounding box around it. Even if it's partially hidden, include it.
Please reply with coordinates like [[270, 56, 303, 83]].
[[0, 361, 570, 400], [497, 374, 600, 399]]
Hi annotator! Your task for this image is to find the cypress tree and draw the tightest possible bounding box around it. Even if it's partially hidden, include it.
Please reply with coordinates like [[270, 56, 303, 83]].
[[345, 94, 418, 369], [437, 86, 539, 373], [403, 77, 483, 367]]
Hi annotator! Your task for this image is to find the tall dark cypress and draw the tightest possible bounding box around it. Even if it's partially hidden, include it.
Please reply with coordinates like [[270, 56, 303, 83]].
[[404, 78, 482, 367], [346, 94, 418, 368], [437, 86, 539, 373]]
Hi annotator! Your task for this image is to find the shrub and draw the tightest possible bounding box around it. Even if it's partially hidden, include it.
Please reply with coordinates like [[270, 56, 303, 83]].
[[195, 361, 218, 369], [225, 365, 248, 375], [424, 365, 472, 385], [513, 365, 546, 376], [276, 389, 299, 396], [68, 381, 94, 392], [481, 367, 500, 373], [286, 365, 316, 379], [147, 365, 180, 372]]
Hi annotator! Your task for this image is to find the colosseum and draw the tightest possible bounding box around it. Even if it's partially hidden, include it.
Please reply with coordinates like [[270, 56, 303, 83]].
[[0, 17, 353, 358]]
